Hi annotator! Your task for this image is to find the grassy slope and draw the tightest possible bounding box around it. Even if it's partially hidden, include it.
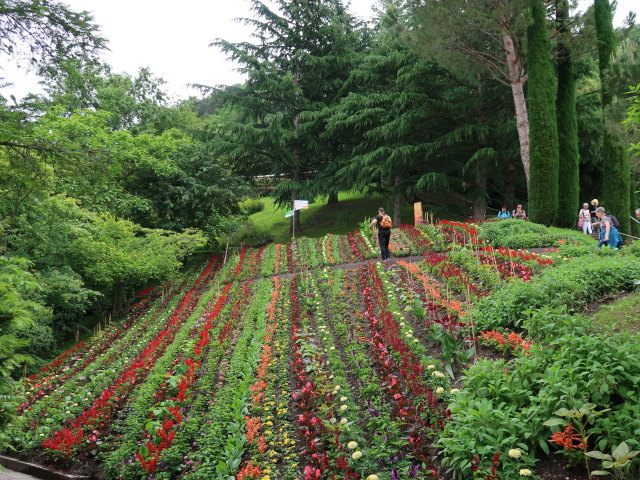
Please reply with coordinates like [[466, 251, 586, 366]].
[[248, 191, 415, 244], [590, 292, 640, 335]]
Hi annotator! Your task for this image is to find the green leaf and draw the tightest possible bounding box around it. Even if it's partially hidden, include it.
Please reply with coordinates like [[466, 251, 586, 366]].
[[586, 451, 612, 461], [612, 442, 629, 459], [543, 417, 566, 426]]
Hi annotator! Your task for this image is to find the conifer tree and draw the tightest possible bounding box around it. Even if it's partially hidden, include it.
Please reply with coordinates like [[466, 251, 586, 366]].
[[555, 0, 580, 226], [595, 0, 631, 234], [212, 0, 359, 235], [527, 0, 559, 225]]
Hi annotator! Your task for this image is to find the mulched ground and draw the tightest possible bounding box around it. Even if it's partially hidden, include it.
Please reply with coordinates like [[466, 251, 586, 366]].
[[535, 454, 591, 480]]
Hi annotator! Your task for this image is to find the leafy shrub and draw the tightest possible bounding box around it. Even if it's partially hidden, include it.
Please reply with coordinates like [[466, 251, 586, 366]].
[[479, 219, 595, 248], [622, 240, 640, 256], [230, 220, 274, 247], [474, 255, 640, 332], [240, 198, 264, 215], [416, 223, 447, 250], [557, 243, 617, 258], [439, 334, 640, 479]]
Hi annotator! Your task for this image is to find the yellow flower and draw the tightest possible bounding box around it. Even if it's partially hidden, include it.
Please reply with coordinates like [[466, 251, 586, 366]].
[[435, 387, 444, 394], [351, 451, 363, 460], [347, 441, 358, 449], [340, 396, 347, 402], [340, 404, 348, 411], [432, 371, 445, 378], [427, 364, 435, 370], [519, 469, 532, 476], [509, 449, 522, 459], [450, 388, 460, 394], [366, 476, 380, 480], [262, 476, 271, 480], [340, 418, 348, 424]]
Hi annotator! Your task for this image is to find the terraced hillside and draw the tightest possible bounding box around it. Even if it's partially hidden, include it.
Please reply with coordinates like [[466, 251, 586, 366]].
[[5, 222, 640, 480]]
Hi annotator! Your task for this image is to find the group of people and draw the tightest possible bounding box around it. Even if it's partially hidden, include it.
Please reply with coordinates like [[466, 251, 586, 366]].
[[497, 204, 528, 220], [577, 199, 624, 249]]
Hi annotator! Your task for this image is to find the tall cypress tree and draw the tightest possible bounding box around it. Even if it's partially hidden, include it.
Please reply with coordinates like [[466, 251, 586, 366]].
[[595, 0, 631, 234], [555, 0, 580, 227], [527, 0, 559, 225]]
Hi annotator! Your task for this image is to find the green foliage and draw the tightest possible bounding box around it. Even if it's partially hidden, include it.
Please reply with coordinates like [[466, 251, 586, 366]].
[[474, 254, 640, 332], [478, 219, 594, 248], [625, 83, 640, 155], [556, 0, 581, 228], [0, 257, 43, 439], [440, 332, 640, 480], [0, 0, 105, 75], [240, 199, 264, 215], [594, 0, 631, 234], [527, 0, 559, 225], [594, 0, 616, 102]]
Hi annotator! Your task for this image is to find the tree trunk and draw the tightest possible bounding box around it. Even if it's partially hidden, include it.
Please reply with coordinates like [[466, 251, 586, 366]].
[[327, 191, 338, 205], [473, 76, 488, 220], [111, 283, 121, 318], [505, 163, 516, 208], [502, 32, 530, 185], [290, 163, 302, 236], [1, 232, 7, 259], [393, 175, 402, 226]]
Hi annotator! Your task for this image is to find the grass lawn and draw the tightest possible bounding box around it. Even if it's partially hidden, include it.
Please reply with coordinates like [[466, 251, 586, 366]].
[[590, 292, 640, 335], [247, 191, 416, 244]]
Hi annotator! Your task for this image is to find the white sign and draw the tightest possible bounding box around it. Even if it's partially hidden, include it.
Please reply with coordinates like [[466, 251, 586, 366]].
[[293, 200, 309, 210]]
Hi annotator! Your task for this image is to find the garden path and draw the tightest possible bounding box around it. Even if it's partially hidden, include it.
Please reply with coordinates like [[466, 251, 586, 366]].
[[276, 255, 424, 279], [0, 470, 40, 480]]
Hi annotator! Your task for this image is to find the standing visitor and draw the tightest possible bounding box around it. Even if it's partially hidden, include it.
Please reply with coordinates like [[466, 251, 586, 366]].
[[369, 207, 392, 261], [578, 203, 592, 234], [593, 207, 623, 249], [635, 208, 640, 222], [589, 199, 600, 233], [512, 204, 528, 220], [497, 206, 511, 219]]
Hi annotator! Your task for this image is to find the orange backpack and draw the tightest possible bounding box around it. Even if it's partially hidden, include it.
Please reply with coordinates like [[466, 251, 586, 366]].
[[380, 215, 392, 228]]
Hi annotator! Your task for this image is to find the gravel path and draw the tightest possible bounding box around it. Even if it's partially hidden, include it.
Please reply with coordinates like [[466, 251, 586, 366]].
[[0, 469, 41, 480], [276, 255, 424, 279]]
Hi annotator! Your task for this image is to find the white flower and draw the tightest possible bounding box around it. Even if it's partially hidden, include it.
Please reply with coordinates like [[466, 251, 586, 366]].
[[340, 405, 348, 411], [340, 396, 347, 402], [432, 371, 445, 378], [347, 441, 358, 449], [435, 387, 444, 394], [340, 418, 348, 424], [366, 475, 380, 480], [351, 451, 362, 460], [334, 385, 341, 391], [509, 449, 522, 459], [427, 364, 436, 370], [519, 469, 532, 476], [450, 388, 461, 394]]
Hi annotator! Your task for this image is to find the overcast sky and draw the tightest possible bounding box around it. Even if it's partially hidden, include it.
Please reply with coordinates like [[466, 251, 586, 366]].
[[1, 0, 637, 102]]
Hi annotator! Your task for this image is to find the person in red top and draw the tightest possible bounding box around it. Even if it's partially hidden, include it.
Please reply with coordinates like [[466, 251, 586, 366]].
[[369, 207, 391, 261]]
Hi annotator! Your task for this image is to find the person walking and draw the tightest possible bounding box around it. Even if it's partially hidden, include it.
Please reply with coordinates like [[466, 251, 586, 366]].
[[578, 203, 592, 234], [497, 206, 511, 219], [512, 204, 528, 220], [369, 207, 392, 261], [593, 207, 623, 249]]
